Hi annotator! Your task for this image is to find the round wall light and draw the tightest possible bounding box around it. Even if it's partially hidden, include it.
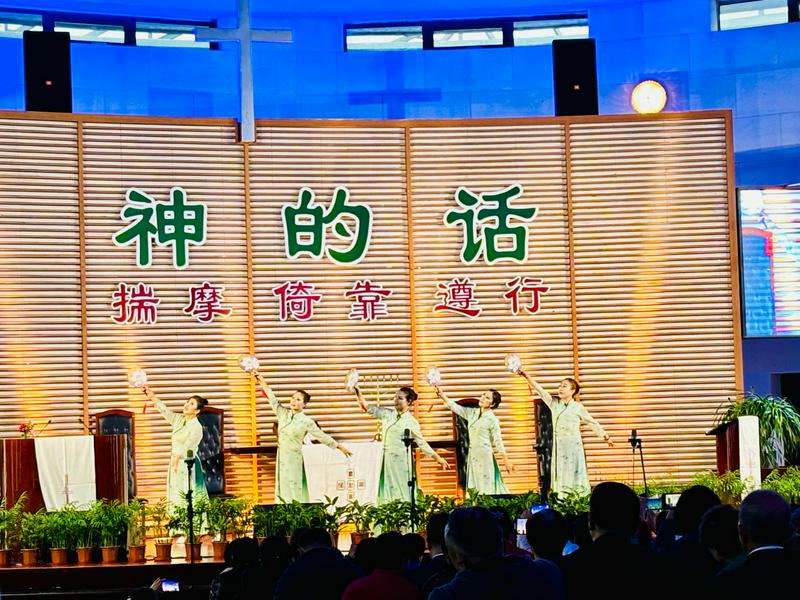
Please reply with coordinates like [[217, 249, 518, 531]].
[[631, 80, 667, 114]]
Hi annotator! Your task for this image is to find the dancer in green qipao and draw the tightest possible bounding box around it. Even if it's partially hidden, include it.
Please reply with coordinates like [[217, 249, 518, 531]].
[[354, 385, 450, 504], [255, 373, 352, 503], [433, 385, 514, 494], [143, 386, 210, 515], [518, 370, 614, 496]]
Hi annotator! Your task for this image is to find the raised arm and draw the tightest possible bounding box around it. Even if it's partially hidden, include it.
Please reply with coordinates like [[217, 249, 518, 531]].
[[518, 370, 553, 408], [579, 403, 614, 447], [143, 386, 178, 426], [354, 387, 369, 412], [434, 386, 469, 419], [255, 373, 288, 418]]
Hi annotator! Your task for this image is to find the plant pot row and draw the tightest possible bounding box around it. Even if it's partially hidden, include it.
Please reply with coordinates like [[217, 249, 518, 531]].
[[0, 544, 148, 567]]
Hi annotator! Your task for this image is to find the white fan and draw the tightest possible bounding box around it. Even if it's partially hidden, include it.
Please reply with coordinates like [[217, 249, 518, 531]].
[[238, 355, 261, 373], [128, 369, 148, 389], [426, 367, 442, 386], [345, 368, 360, 392], [504, 353, 522, 374]]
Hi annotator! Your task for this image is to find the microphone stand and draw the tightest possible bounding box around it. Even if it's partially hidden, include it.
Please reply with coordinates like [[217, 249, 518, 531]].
[[629, 431, 649, 497], [185, 451, 196, 564], [402, 430, 417, 531]]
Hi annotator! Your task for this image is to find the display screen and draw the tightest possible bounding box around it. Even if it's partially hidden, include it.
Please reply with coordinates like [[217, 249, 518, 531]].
[[740, 188, 800, 336]]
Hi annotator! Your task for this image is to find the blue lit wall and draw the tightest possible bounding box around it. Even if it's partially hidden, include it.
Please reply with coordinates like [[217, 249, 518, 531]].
[[1, 0, 799, 393]]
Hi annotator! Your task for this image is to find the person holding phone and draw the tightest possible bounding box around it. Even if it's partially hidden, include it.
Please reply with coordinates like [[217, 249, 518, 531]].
[[353, 384, 449, 504]]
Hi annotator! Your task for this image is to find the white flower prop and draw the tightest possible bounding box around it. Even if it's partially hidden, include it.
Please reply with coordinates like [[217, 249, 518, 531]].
[[505, 353, 522, 374], [426, 367, 442, 386], [345, 368, 360, 392], [128, 369, 148, 389], [238, 355, 261, 373]]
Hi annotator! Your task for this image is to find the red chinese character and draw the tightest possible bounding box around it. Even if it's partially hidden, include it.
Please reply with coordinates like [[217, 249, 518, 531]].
[[111, 282, 161, 324], [272, 280, 322, 321], [504, 276, 550, 314], [183, 281, 233, 323], [345, 280, 392, 321], [433, 277, 482, 318]]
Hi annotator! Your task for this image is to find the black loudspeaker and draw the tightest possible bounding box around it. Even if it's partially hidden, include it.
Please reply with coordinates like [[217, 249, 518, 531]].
[[552, 38, 598, 117], [24, 31, 72, 113]]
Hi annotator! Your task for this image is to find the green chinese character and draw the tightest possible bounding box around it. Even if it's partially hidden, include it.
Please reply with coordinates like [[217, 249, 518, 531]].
[[444, 184, 537, 264], [155, 187, 206, 269], [113, 189, 158, 267], [113, 187, 207, 269], [282, 186, 372, 264]]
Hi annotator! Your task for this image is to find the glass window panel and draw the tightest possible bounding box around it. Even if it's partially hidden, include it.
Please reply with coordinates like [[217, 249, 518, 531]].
[[0, 12, 42, 38], [719, 0, 789, 30], [346, 26, 423, 51], [54, 22, 125, 44], [136, 22, 210, 48], [514, 17, 589, 46], [432, 27, 504, 48]]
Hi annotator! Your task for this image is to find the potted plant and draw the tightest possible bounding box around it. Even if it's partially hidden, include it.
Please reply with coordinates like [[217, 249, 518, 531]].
[[126, 500, 147, 563], [0, 493, 26, 567], [147, 500, 172, 562], [719, 392, 800, 468], [309, 496, 344, 547], [207, 497, 249, 560], [42, 510, 71, 565], [60, 505, 96, 564], [341, 500, 377, 545], [19, 510, 46, 566], [252, 504, 277, 540], [762, 466, 800, 505], [548, 489, 591, 516], [167, 499, 208, 562], [690, 470, 746, 506], [89, 500, 128, 563], [372, 500, 411, 533]]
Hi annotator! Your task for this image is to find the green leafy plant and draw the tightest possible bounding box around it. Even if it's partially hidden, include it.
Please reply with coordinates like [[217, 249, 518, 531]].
[[372, 499, 411, 532], [20, 510, 47, 549], [207, 497, 250, 540], [167, 499, 208, 539], [631, 477, 686, 498], [125, 500, 147, 546], [341, 500, 378, 534], [146, 499, 171, 543], [719, 392, 800, 467], [690, 470, 747, 506], [549, 490, 591, 516], [415, 493, 458, 531], [0, 493, 27, 550], [59, 505, 95, 548], [310, 496, 344, 534], [89, 500, 129, 547], [761, 467, 800, 505]]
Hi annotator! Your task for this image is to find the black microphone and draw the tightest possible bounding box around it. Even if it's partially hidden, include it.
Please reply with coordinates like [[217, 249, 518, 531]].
[[402, 428, 415, 448], [185, 449, 195, 466], [628, 429, 639, 449]]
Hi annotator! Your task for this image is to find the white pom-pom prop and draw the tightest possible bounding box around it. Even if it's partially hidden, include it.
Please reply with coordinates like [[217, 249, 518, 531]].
[[505, 353, 522, 374], [238, 355, 260, 373], [345, 368, 360, 392], [426, 367, 442, 387], [128, 369, 148, 389]]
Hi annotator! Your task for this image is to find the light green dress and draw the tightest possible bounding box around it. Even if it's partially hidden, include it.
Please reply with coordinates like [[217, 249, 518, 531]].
[[265, 389, 338, 503], [531, 383, 607, 496], [153, 397, 209, 515], [442, 397, 508, 495], [367, 406, 437, 504]]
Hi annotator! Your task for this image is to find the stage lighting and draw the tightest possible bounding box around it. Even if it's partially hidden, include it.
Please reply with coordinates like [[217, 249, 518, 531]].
[[630, 80, 667, 114]]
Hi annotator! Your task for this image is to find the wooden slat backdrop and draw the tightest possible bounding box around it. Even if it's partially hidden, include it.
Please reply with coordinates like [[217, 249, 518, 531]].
[[0, 111, 740, 502]]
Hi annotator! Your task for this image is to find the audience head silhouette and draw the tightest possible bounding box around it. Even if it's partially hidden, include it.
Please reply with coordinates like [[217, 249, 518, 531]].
[[445, 506, 503, 569], [738, 489, 791, 551], [588, 481, 640, 540]]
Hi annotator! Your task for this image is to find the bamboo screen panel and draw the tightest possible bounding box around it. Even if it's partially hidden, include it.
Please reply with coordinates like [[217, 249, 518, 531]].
[[248, 125, 412, 501], [0, 118, 83, 439], [407, 124, 574, 495], [0, 111, 739, 503], [568, 117, 739, 483], [80, 120, 255, 501]]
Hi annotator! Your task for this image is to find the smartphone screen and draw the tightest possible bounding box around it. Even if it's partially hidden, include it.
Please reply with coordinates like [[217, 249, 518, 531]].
[[161, 580, 180, 592]]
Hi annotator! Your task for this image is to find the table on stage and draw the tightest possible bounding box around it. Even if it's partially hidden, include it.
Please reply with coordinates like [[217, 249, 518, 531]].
[[0, 434, 128, 512]]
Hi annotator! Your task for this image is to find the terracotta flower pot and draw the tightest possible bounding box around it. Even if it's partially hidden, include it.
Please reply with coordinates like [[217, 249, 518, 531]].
[[154, 542, 172, 562], [128, 544, 146, 563], [184, 543, 202, 562], [100, 545, 118, 563], [50, 547, 68, 566], [212, 540, 227, 561], [76, 547, 93, 564], [21, 548, 38, 566], [0, 548, 11, 567], [350, 532, 370, 546]]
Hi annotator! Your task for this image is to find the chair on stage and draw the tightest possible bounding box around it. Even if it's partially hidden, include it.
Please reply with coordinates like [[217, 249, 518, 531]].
[[198, 406, 233, 499], [453, 398, 479, 493], [94, 409, 137, 499]]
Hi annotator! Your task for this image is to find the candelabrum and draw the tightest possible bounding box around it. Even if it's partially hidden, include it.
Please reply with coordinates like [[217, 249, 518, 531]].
[[360, 373, 400, 441]]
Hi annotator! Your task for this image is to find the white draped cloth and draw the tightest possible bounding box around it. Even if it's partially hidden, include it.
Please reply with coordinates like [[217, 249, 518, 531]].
[[302, 441, 382, 506], [34, 435, 97, 510]]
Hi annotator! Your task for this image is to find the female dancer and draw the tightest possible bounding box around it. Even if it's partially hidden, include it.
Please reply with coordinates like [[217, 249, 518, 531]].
[[433, 385, 513, 494], [518, 370, 613, 495], [255, 373, 351, 502], [354, 384, 449, 504], [143, 386, 209, 514]]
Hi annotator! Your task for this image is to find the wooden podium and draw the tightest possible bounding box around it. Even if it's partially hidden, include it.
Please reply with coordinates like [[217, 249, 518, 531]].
[[0, 435, 128, 512], [707, 416, 761, 487]]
